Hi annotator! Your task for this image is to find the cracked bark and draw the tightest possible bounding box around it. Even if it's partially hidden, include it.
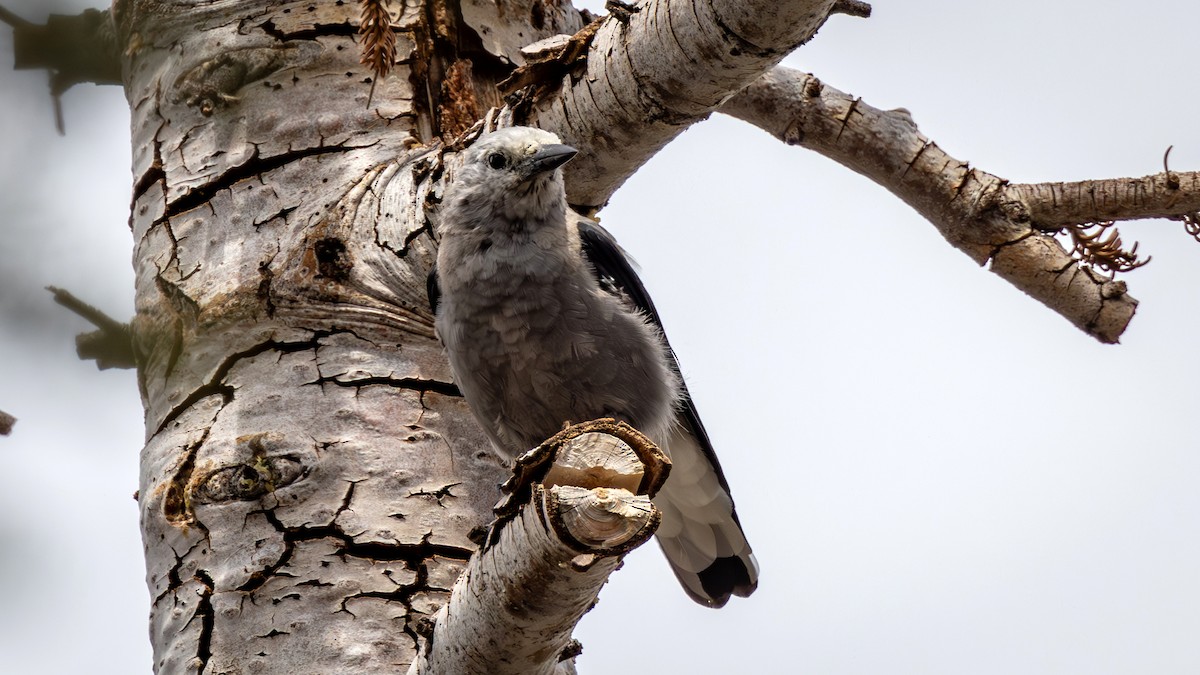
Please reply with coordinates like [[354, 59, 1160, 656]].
[[120, 1, 509, 671]]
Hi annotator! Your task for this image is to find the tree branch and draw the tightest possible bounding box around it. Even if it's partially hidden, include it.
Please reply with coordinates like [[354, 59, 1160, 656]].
[[1, 5, 122, 132], [509, 0, 859, 209], [46, 286, 136, 370], [717, 66, 1178, 343], [408, 420, 666, 675]]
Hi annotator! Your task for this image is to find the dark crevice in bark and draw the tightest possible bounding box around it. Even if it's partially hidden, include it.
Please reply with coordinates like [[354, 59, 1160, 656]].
[[255, 17, 359, 42], [385, 219, 434, 259], [407, 483, 462, 507], [154, 336, 326, 434], [166, 144, 354, 218], [410, 0, 515, 142], [192, 569, 216, 670], [155, 538, 210, 605], [238, 505, 473, 596], [310, 374, 462, 397], [237, 509, 303, 594], [313, 237, 353, 280], [132, 162, 167, 207]]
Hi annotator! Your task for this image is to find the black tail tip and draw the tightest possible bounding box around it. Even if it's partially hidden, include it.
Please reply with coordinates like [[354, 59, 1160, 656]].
[[697, 556, 758, 608]]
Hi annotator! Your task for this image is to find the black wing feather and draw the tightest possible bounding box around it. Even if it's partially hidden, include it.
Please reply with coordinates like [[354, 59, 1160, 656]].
[[426, 263, 441, 315], [575, 218, 735, 497]]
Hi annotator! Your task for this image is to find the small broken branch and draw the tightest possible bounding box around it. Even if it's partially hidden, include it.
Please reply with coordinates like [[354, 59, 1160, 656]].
[[719, 66, 1200, 343], [0, 410, 14, 436], [408, 420, 665, 675], [0, 6, 122, 132], [47, 286, 136, 370], [831, 0, 872, 18]]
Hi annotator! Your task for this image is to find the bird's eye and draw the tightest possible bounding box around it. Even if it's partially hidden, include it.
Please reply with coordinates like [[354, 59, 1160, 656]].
[[487, 152, 508, 170]]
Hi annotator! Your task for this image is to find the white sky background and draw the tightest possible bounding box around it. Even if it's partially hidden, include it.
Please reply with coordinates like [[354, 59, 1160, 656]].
[[2, 0, 1199, 672]]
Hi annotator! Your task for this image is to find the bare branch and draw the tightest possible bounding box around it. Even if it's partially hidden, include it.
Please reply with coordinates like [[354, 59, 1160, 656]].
[[46, 286, 136, 370], [1010, 173, 1200, 227], [719, 66, 1167, 343], [409, 421, 665, 675], [831, 0, 873, 18]]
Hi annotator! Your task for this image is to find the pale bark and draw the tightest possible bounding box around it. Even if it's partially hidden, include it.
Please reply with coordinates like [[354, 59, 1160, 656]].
[[721, 66, 1149, 343], [510, 0, 844, 209], [120, 1, 503, 671]]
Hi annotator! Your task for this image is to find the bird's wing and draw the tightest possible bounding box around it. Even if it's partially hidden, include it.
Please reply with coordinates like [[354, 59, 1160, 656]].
[[575, 215, 758, 607]]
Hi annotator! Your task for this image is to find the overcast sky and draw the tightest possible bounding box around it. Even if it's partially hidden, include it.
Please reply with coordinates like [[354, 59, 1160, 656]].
[[2, 1, 1199, 673]]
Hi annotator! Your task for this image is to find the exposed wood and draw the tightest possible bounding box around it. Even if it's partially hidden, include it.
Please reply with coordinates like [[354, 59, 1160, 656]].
[[408, 423, 663, 675]]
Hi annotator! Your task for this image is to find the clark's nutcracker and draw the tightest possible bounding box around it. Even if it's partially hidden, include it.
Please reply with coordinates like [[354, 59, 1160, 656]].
[[428, 127, 757, 607]]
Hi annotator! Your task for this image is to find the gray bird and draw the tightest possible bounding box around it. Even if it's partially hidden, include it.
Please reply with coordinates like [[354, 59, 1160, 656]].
[[428, 127, 757, 607]]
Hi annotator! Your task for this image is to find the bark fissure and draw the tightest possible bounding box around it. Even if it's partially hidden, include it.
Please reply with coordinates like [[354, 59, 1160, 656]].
[[153, 337, 318, 435], [166, 144, 358, 219], [310, 374, 462, 398], [191, 569, 216, 671]]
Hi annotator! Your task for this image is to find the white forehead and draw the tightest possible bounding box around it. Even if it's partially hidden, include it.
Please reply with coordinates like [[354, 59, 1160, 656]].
[[473, 127, 562, 155]]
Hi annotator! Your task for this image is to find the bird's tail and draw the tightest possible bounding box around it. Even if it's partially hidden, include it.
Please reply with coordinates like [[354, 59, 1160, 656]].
[[654, 427, 758, 607]]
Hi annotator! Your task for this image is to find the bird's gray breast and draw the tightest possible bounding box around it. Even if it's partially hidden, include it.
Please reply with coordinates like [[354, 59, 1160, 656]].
[[436, 226, 678, 457]]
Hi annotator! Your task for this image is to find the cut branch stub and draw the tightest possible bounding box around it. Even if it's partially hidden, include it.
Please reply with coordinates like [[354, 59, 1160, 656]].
[[46, 286, 136, 370], [547, 484, 659, 554], [407, 422, 664, 675], [494, 418, 670, 525]]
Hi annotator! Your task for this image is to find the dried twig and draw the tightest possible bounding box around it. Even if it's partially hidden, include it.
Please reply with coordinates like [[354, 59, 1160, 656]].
[[359, 0, 397, 107]]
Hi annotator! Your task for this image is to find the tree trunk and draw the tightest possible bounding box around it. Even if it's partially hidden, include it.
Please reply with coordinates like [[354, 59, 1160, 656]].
[[122, 0, 585, 670]]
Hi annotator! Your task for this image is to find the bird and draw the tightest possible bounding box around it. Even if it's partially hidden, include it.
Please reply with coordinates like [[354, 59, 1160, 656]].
[[428, 126, 757, 607]]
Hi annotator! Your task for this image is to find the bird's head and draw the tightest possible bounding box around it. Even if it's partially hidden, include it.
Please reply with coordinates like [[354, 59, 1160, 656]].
[[449, 127, 578, 225]]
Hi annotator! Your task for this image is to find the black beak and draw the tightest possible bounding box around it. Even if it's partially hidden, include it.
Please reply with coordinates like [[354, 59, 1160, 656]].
[[528, 144, 578, 174]]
